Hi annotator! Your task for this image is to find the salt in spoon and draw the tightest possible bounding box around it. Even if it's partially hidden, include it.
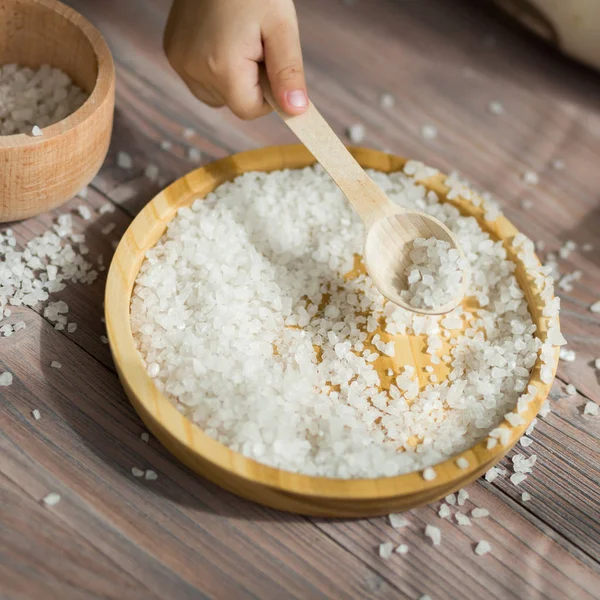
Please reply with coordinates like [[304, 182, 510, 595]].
[[261, 75, 466, 315]]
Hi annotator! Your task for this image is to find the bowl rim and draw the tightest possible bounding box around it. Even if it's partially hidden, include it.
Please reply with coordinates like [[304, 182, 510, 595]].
[[105, 145, 559, 501], [0, 0, 114, 149]]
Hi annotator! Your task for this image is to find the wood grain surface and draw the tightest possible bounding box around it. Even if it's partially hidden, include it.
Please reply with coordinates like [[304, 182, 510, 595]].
[[1, 0, 599, 598]]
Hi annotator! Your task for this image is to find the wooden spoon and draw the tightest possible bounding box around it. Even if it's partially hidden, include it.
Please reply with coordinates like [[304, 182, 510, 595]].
[[261, 77, 466, 315]]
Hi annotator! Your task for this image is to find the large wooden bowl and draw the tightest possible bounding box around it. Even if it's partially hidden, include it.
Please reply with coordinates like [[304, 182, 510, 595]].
[[105, 145, 559, 517], [0, 0, 115, 222]]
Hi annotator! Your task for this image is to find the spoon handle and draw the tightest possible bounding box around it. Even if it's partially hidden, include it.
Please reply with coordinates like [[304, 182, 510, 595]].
[[260, 70, 398, 229]]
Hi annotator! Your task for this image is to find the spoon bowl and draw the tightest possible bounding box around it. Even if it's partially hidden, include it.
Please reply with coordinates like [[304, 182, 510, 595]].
[[364, 210, 467, 315]]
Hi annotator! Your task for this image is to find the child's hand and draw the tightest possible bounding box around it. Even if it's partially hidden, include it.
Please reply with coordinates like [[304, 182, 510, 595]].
[[164, 0, 308, 120]]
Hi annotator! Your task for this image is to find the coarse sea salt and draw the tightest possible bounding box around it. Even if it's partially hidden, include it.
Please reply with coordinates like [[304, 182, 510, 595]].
[[400, 237, 466, 310], [471, 508, 489, 518], [425, 525, 441, 546], [0, 372, 13, 386], [584, 402, 598, 416], [379, 542, 394, 559], [389, 513, 410, 529], [475, 540, 491, 556], [130, 164, 562, 478], [0, 64, 87, 135], [42, 492, 61, 507], [347, 123, 365, 143]]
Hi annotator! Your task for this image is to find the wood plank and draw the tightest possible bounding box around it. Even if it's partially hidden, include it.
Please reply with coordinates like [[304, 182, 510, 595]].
[[1, 313, 406, 600]]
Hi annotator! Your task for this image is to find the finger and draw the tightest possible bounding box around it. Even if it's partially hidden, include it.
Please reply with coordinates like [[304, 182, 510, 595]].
[[179, 73, 224, 108], [263, 12, 308, 115], [220, 59, 273, 120]]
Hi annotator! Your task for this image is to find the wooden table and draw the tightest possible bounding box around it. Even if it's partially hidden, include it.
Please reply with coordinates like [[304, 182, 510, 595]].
[[2, 1, 599, 598]]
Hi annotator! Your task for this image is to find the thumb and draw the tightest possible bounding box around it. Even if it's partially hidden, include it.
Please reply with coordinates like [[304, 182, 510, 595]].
[[263, 16, 308, 115]]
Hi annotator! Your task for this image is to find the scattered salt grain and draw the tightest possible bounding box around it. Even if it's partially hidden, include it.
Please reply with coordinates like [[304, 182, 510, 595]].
[[389, 514, 409, 529], [522, 170, 539, 185], [474, 540, 491, 556], [131, 467, 144, 477], [145, 469, 158, 481], [422, 467, 437, 481], [101, 223, 116, 235], [589, 301, 600, 313], [78, 187, 88, 199], [116, 151, 133, 169], [100, 335, 109, 344], [551, 159, 564, 170], [379, 542, 394, 559], [182, 127, 195, 139], [421, 124, 438, 140], [32, 409, 41, 420], [50, 361, 62, 369], [445, 494, 456, 505], [141, 432, 150, 443], [31, 125, 43, 137], [584, 401, 598, 416], [456, 513, 471, 526], [380, 93, 395, 108], [395, 544, 409, 555], [488, 101, 504, 115], [559, 348, 576, 362], [425, 525, 441, 546], [471, 508, 489, 518], [520, 436, 533, 448], [565, 384, 576, 396], [160, 140, 172, 151], [420, 596, 432, 600], [521, 492, 531, 502], [438, 504, 451, 519], [67, 322, 77, 333], [187, 147, 202, 162], [456, 457, 469, 469], [145, 164, 159, 181], [485, 467, 501, 483], [457, 489, 469, 506], [77, 205, 92, 220], [0, 372, 14, 386], [42, 492, 61, 507], [99, 203, 115, 215], [510, 472, 527, 485], [347, 123, 365, 143], [520, 199, 533, 210]]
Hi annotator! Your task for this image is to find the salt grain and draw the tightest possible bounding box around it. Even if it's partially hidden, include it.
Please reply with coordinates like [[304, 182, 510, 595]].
[[425, 524, 441, 546], [141, 432, 150, 443], [100, 335, 109, 344], [182, 127, 195, 139], [67, 322, 77, 333], [101, 223, 116, 235], [0, 372, 13, 386], [522, 170, 539, 185], [389, 514, 409, 529], [566, 384, 576, 396], [145, 164, 159, 181], [457, 489, 469, 506], [589, 301, 600, 313], [131, 467, 144, 477], [456, 457, 469, 469], [510, 472, 527, 485], [32, 409, 41, 420], [347, 123, 365, 143], [438, 504, 451, 519], [77, 206, 92, 220], [551, 159, 564, 170], [421, 124, 438, 140], [380, 93, 395, 108], [116, 151, 133, 169], [99, 203, 115, 215], [456, 513, 471, 526], [395, 544, 409, 555], [445, 494, 456, 505], [521, 492, 531, 502], [379, 542, 394, 559], [474, 540, 491, 556], [145, 469, 158, 480], [187, 147, 202, 162], [471, 508, 489, 518], [160, 140, 172, 151], [42, 492, 61, 507], [31, 125, 43, 137], [50, 361, 62, 369], [422, 467, 437, 481], [584, 401, 598, 416], [488, 101, 504, 115]]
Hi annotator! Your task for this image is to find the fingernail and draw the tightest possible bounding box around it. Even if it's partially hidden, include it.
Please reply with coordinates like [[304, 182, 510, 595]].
[[286, 90, 308, 108]]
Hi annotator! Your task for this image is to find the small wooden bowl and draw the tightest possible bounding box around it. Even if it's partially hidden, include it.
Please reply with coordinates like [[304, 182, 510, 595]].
[[106, 145, 559, 517], [0, 0, 115, 222]]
